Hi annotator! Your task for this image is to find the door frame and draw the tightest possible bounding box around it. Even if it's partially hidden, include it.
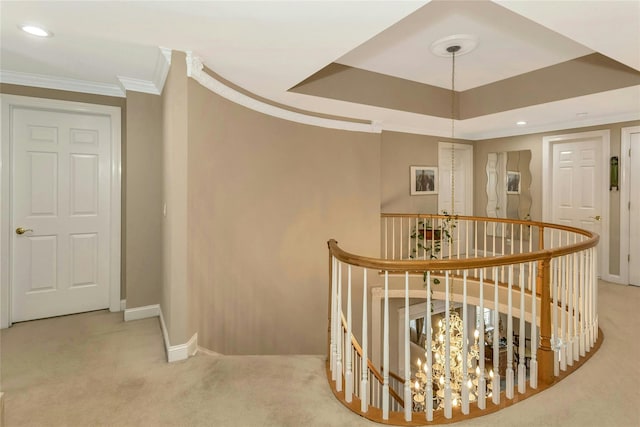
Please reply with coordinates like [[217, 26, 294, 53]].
[[542, 130, 611, 282], [620, 126, 640, 285], [1, 94, 122, 328]]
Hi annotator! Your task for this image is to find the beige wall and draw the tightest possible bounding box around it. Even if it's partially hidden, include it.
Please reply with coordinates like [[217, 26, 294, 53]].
[[382, 132, 438, 214], [474, 120, 640, 276], [186, 77, 381, 354], [161, 51, 192, 344], [124, 91, 163, 308]]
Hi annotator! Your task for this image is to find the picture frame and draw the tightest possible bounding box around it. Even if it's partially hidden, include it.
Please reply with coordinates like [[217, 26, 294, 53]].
[[410, 166, 438, 195], [507, 171, 521, 194]]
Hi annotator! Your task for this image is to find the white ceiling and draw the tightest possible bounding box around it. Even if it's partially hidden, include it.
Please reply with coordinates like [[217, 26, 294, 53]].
[[1, 0, 639, 140]]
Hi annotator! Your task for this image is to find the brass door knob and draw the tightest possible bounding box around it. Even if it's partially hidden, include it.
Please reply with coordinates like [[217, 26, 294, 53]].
[[15, 227, 33, 235]]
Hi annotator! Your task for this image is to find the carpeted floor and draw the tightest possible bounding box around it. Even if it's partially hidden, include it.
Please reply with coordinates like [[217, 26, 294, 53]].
[[1, 281, 639, 427]]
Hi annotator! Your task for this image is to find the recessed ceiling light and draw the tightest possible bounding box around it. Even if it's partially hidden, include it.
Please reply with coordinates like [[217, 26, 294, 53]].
[[19, 25, 52, 37], [576, 112, 589, 118], [516, 121, 527, 126]]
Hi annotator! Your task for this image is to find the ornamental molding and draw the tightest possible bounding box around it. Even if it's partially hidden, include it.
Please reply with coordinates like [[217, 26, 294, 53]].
[[185, 52, 380, 134]]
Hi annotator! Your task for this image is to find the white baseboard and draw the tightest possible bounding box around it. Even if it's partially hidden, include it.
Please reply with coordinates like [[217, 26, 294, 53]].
[[123, 304, 160, 322], [0, 392, 4, 427], [120, 299, 126, 311], [167, 333, 198, 362], [157, 308, 197, 363]]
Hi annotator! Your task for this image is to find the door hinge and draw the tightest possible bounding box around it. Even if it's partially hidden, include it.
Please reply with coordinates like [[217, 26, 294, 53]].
[[629, 254, 631, 262]]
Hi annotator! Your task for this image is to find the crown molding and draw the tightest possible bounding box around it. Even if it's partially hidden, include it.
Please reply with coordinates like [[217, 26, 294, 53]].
[[118, 76, 160, 95], [118, 48, 171, 95], [185, 52, 380, 134], [0, 69, 125, 97]]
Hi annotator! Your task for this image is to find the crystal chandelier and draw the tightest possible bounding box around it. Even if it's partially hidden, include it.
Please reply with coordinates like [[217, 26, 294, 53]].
[[412, 309, 492, 411]]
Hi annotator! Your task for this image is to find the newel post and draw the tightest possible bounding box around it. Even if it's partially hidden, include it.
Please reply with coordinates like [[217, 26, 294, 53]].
[[537, 255, 554, 385]]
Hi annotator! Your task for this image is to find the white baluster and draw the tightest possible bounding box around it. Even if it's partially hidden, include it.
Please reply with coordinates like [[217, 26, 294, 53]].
[[478, 269, 486, 410], [415, 217, 419, 259], [461, 270, 470, 415], [530, 261, 538, 389], [492, 267, 500, 405], [404, 272, 411, 422], [560, 255, 567, 372], [444, 271, 452, 419], [330, 256, 337, 380], [384, 217, 388, 260], [426, 271, 433, 421], [579, 250, 586, 357], [518, 263, 526, 394], [392, 218, 396, 260], [400, 217, 404, 260], [382, 271, 389, 420], [345, 266, 353, 402], [361, 269, 368, 413], [474, 220, 479, 278], [567, 253, 575, 366], [592, 248, 598, 346], [506, 265, 514, 399], [483, 221, 487, 257], [552, 257, 559, 377], [336, 262, 343, 391]]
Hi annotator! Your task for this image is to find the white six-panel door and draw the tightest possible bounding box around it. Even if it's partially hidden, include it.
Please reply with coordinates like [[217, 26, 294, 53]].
[[544, 130, 609, 278], [551, 140, 602, 233], [10, 106, 113, 322]]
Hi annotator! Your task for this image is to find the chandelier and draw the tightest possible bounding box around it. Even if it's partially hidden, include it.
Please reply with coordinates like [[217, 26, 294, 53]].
[[411, 309, 492, 411]]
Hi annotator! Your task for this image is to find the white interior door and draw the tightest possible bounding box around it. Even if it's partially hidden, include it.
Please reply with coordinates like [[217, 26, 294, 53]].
[[10, 106, 113, 322], [629, 132, 640, 286], [552, 141, 602, 232], [545, 131, 609, 277]]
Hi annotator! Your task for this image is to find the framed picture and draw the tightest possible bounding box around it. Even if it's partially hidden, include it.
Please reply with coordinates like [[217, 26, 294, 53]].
[[507, 171, 521, 194], [410, 166, 438, 195]]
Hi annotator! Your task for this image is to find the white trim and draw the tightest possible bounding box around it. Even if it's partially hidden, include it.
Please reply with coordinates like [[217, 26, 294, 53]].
[[124, 304, 160, 322], [620, 126, 640, 285], [154, 48, 172, 94], [157, 308, 198, 362], [117, 48, 171, 96], [0, 70, 125, 97], [542, 130, 611, 280], [0, 94, 122, 328], [185, 52, 380, 134], [117, 76, 160, 95], [167, 333, 199, 363], [109, 102, 122, 312], [120, 299, 127, 311]]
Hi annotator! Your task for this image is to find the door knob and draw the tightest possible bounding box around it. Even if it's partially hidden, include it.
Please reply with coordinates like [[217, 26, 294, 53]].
[[589, 215, 601, 221], [15, 227, 33, 235]]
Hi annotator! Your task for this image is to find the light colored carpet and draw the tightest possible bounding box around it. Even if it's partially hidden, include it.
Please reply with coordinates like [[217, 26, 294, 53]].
[[1, 281, 639, 427]]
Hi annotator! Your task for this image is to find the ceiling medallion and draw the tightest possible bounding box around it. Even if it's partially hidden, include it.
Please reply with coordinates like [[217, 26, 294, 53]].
[[430, 34, 478, 57]]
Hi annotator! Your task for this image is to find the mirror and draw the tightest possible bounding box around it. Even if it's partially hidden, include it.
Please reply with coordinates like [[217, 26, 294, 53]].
[[486, 150, 532, 239]]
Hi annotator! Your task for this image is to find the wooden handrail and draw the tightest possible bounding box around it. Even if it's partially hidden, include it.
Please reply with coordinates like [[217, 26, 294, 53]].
[[330, 215, 598, 272]]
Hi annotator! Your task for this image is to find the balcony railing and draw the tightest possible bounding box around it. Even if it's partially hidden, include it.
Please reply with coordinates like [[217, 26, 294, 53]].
[[327, 214, 601, 424]]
